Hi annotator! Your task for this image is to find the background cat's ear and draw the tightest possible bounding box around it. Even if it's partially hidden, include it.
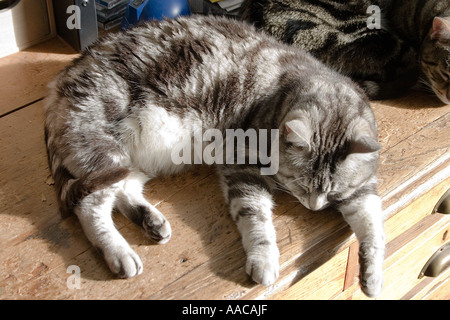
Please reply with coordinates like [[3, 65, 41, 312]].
[[285, 119, 311, 151], [431, 17, 450, 43]]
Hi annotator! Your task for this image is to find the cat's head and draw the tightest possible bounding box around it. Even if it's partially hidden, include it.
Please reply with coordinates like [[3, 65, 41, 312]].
[[276, 88, 380, 211], [420, 17, 450, 104]]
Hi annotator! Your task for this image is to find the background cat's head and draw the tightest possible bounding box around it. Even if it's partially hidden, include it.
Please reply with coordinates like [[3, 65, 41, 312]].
[[276, 83, 380, 211], [420, 17, 450, 104]]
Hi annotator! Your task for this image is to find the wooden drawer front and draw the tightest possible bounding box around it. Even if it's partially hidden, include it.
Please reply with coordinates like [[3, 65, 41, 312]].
[[381, 214, 449, 299], [402, 266, 450, 299], [341, 214, 449, 300], [384, 177, 450, 244], [338, 178, 450, 299], [271, 248, 349, 300]]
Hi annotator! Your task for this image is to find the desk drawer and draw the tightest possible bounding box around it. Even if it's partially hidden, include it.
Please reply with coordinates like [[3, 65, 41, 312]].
[[340, 178, 450, 300], [382, 214, 449, 299]]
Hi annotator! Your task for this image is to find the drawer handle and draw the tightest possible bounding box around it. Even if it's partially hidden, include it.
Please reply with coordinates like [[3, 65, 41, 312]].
[[433, 189, 450, 214], [418, 243, 450, 279]]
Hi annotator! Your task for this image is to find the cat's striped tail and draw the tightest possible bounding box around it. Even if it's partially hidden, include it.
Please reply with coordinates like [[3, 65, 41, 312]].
[[44, 126, 129, 217], [357, 63, 420, 100]]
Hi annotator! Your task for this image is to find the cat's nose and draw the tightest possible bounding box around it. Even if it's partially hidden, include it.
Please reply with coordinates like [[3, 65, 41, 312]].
[[308, 193, 329, 211]]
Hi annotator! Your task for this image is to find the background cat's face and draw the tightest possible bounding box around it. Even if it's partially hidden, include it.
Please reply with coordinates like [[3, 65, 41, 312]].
[[421, 17, 450, 104], [276, 100, 380, 211]]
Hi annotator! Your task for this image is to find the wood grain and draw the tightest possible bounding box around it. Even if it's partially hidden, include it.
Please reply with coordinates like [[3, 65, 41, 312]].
[[0, 37, 78, 116]]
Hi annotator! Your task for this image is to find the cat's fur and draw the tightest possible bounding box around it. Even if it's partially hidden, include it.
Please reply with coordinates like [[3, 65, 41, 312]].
[[241, 0, 450, 103], [45, 16, 385, 297]]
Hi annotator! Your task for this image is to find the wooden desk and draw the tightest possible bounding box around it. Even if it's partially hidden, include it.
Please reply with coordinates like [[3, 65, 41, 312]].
[[0, 37, 448, 299]]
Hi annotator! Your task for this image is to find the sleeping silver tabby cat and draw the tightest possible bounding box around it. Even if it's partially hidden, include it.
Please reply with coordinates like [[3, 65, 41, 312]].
[[44, 16, 385, 297]]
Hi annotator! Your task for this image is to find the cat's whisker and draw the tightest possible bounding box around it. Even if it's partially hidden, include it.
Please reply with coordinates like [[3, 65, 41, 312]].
[[286, 177, 303, 185]]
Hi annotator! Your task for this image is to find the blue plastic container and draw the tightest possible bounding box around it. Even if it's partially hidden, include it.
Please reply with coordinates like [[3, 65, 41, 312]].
[[122, 0, 191, 29]]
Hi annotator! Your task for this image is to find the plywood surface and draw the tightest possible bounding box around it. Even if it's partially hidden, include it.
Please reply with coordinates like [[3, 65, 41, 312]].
[[0, 37, 78, 116], [0, 37, 449, 299]]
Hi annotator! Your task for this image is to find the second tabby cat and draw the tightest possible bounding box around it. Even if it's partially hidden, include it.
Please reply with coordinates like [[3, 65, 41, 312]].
[[241, 0, 450, 103]]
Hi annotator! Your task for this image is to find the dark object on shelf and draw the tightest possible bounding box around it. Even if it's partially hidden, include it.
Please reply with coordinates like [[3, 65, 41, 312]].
[[0, 0, 19, 10], [52, 0, 98, 51], [191, 0, 242, 16], [96, 0, 128, 30]]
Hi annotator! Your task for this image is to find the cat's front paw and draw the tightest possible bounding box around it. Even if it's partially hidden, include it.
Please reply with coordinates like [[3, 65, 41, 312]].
[[360, 262, 384, 298], [246, 244, 280, 286], [361, 272, 383, 298], [102, 244, 143, 278], [359, 243, 384, 297], [142, 212, 172, 244]]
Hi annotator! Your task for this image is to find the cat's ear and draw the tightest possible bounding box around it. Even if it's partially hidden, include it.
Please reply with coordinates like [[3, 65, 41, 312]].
[[285, 119, 311, 151], [349, 135, 381, 154], [349, 119, 381, 154], [431, 17, 450, 43]]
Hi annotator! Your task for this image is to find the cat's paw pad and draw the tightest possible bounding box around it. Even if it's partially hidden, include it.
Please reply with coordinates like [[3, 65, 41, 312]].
[[142, 214, 172, 244], [103, 245, 143, 278], [246, 244, 279, 286]]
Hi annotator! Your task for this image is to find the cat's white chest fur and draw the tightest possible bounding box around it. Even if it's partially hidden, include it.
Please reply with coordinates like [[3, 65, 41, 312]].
[[120, 105, 195, 177]]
